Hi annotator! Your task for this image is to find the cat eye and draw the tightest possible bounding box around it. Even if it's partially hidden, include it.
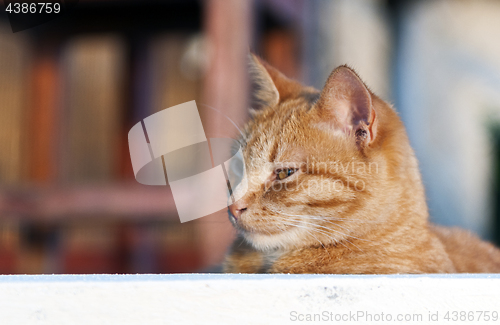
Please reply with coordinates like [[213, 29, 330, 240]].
[[276, 168, 297, 180]]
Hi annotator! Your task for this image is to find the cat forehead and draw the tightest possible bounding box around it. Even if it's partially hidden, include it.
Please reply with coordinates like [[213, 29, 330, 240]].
[[243, 113, 359, 169], [251, 96, 314, 127], [243, 116, 311, 166]]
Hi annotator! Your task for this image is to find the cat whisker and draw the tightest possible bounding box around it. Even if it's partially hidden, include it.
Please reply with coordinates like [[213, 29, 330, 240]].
[[305, 214, 380, 224], [267, 208, 374, 243], [302, 227, 332, 257], [300, 222, 364, 252], [200, 103, 245, 137], [275, 217, 357, 252], [271, 213, 367, 252], [301, 218, 375, 243], [278, 219, 350, 253], [266, 208, 380, 224]]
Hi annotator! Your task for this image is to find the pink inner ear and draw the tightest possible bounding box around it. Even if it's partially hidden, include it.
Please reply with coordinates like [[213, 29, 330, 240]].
[[319, 66, 373, 133]]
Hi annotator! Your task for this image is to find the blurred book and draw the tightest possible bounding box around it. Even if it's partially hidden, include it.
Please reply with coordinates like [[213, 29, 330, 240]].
[[28, 47, 60, 183], [60, 35, 125, 183], [59, 219, 202, 274], [0, 220, 20, 274], [0, 24, 29, 185], [62, 220, 118, 273], [158, 220, 201, 273], [150, 33, 205, 113], [262, 28, 301, 80]]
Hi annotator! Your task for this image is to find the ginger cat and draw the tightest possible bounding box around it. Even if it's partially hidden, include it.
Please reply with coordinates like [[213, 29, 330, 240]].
[[223, 54, 500, 274]]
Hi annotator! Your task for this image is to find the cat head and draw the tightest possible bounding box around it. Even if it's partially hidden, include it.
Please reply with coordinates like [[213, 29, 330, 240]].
[[228, 54, 422, 251]]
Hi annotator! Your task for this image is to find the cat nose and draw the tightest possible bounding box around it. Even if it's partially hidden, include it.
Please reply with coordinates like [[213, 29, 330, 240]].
[[229, 200, 248, 220]]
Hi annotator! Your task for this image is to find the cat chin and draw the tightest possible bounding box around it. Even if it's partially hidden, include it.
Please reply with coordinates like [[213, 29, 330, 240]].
[[242, 227, 306, 251]]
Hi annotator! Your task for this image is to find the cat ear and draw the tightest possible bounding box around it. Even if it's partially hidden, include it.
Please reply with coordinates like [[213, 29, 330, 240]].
[[248, 53, 306, 110], [317, 65, 377, 147], [248, 53, 280, 110]]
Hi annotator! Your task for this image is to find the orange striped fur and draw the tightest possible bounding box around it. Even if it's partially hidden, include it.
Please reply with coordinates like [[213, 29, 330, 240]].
[[223, 55, 500, 274]]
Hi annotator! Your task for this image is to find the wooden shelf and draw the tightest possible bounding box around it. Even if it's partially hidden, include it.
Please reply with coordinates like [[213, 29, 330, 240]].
[[0, 183, 178, 221]]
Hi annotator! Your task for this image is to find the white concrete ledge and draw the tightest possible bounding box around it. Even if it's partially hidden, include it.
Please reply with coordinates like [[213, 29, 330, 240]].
[[1, 274, 500, 324]]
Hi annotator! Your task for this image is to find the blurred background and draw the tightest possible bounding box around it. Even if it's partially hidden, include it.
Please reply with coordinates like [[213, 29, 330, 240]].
[[1, 0, 500, 274]]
